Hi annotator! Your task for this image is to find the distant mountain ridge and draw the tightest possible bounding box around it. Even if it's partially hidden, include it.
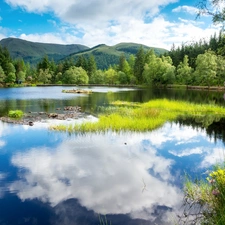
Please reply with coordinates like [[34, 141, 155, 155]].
[[0, 38, 168, 69], [63, 42, 168, 69], [0, 38, 89, 65]]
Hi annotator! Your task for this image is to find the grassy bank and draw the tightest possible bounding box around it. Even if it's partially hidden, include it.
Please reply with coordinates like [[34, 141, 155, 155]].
[[50, 99, 225, 132], [181, 164, 225, 225]]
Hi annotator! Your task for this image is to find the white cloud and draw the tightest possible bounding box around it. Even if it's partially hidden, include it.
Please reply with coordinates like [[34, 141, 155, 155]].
[[2, 0, 222, 50], [13, 15, 219, 50], [169, 147, 204, 157], [200, 147, 225, 168], [172, 5, 198, 15], [5, 0, 178, 23]]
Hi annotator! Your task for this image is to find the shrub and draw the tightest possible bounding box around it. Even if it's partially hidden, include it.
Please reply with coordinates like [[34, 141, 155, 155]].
[[8, 110, 24, 119]]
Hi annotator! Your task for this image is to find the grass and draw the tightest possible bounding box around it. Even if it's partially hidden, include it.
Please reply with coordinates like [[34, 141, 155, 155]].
[[50, 99, 225, 133], [181, 165, 225, 225], [8, 110, 24, 119]]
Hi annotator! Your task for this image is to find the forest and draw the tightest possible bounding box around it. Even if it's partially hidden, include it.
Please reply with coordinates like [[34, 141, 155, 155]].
[[0, 31, 225, 87]]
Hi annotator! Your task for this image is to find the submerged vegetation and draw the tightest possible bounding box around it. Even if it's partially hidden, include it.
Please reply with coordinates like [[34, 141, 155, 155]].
[[50, 99, 225, 132]]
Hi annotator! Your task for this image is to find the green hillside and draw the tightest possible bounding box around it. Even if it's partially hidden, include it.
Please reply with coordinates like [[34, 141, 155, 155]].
[[0, 38, 168, 69], [0, 38, 89, 65], [65, 42, 168, 69]]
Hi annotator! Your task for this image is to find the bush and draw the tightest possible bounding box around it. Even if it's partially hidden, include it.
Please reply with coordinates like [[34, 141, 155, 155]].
[[8, 110, 24, 119]]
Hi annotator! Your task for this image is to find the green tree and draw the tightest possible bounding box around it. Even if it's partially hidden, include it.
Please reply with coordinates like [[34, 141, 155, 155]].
[[134, 46, 145, 84], [76, 55, 88, 71], [17, 71, 26, 82], [5, 62, 16, 83], [176, 55, 193, 84], [37, 55, 50, 70], [143, 50, 160, 85], [160, 56, 176, 85], [37, 68, 52, 84], [216, 55, 225, 86], [87, 55, 97, 78], [143, 54, 175, 85], [62, 66, 88, 84], [14, 59, 27, 82], [194, 50, 217, 87], [118, 71, 130, 84], [0, 65, 6, 83], [128, 54, 135, 76], [89, 70, 105, 84], [105, 67, 118, 84]]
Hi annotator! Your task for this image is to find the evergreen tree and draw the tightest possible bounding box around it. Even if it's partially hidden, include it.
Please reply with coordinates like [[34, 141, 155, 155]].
[[87, 55, 97, 78], [134, 46, 145, 84], [75, 55, 88, 70]]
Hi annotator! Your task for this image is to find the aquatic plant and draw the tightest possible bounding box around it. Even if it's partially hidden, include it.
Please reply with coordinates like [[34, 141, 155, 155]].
[[50, 99, 225, 132], [98, 215, 111, 225], [179, 166, 225, 225], [8, 110, 24, 119]]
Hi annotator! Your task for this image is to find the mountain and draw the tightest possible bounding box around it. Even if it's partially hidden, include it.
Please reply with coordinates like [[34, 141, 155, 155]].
[[64, 42, 168, 69], [0, 38, 89, 65], [0, 38, 168, 69]]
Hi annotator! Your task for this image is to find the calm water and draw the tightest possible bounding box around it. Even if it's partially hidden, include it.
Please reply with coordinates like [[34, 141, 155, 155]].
[[0, 86, 225, 225]]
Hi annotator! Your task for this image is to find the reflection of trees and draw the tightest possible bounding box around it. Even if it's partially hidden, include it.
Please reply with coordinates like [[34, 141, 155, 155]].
[[176, 117, 225, 144]]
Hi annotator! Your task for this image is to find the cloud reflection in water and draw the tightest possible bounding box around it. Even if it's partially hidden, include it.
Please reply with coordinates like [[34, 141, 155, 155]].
[[6, 121, 224, 224], [9, 130, 182, 222]]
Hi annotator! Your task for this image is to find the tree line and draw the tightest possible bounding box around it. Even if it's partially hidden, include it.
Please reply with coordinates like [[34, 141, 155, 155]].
[[0, 32, 225, 87]]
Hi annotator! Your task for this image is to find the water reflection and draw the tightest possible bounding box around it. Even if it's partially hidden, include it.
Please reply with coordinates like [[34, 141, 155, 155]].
[[9, 131, 182, 221], [0, 120, 224, 224]]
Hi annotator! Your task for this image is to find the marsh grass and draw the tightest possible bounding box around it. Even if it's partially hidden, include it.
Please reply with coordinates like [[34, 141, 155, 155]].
[[50, 99, 225, 132], [8, 110, 24, 119], [180, 165, 225, 225]]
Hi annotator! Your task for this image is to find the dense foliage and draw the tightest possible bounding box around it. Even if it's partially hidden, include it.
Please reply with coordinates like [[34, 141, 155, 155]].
[[1, 31, 225, 87]]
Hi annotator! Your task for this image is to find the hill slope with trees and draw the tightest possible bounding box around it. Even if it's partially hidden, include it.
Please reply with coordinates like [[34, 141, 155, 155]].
[[64, 42, 167, 69], [0, 38, 89, 65]]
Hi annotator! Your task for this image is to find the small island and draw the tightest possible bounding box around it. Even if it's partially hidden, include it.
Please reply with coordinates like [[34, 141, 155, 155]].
[[62, 89, 92, 94]]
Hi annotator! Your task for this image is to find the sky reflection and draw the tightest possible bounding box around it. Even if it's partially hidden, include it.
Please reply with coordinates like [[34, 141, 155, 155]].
[[0, 121, 224, 224], [9, 132, 182, 222]]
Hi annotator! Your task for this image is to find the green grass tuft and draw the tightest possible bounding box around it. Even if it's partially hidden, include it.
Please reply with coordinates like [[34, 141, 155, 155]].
[[8, 110, 24, 119]]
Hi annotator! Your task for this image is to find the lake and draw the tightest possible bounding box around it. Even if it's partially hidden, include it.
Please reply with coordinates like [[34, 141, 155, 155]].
[[0, 86, 225, 225]]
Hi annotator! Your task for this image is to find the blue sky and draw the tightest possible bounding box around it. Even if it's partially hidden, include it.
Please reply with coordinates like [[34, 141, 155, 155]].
[[0, 0, 221, 50]]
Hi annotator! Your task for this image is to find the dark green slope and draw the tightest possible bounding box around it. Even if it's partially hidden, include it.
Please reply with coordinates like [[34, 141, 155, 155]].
[[65, 42, 168, 69], [0, 38, 89, 64]]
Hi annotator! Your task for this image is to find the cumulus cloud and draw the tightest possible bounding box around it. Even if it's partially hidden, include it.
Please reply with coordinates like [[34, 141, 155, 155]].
[[14, 15, 219, 49], [3, 0, 221, 49], [5, 0, 178, 23]]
